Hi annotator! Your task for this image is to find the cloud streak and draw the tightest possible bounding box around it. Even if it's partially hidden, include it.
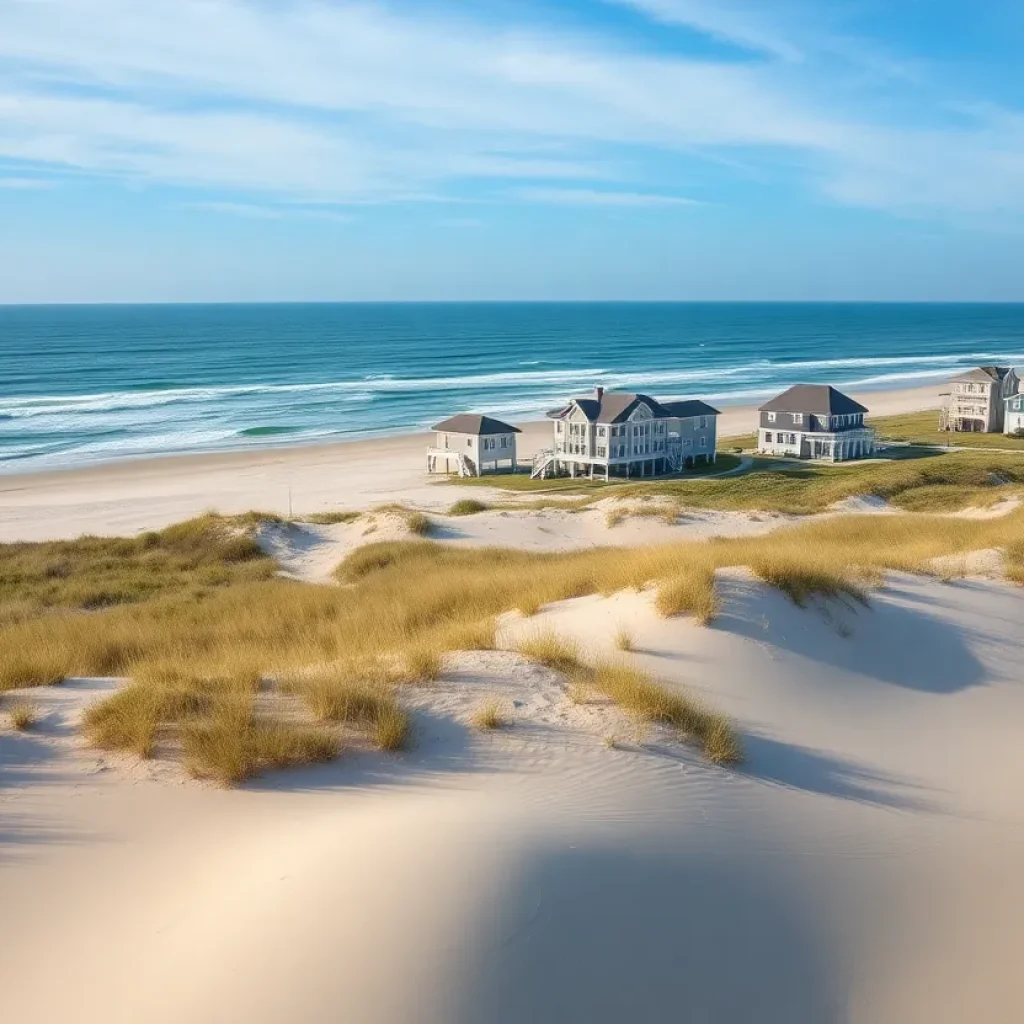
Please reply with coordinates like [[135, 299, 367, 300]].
[[0, 0, 1020, 221]]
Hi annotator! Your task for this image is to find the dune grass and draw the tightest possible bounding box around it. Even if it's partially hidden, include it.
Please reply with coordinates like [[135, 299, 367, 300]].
[[448, 499, 490, 516], [514, 631, 742, 765], [0, 513, 273, 622], [471, 700, 506, 730], [7, 701, 37, 731], [614, 626, 636, 652], [3, 495, 1023, 780], [301, 510, 362, 525]]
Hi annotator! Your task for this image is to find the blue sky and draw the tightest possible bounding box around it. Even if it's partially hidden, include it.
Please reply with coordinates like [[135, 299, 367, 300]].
[[1, 0, 1023, 302]]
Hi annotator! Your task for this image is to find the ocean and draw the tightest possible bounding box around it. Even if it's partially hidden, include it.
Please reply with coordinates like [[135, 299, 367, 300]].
[[2, 302, 1024, 473]]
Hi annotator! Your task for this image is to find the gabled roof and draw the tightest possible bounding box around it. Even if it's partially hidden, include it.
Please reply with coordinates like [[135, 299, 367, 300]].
[[660, 399, 721, 419], [431, 413, 521, 435], [759, 384, 867, 416], [949, 366, 1013, 384], [547, 391, 671, 424]]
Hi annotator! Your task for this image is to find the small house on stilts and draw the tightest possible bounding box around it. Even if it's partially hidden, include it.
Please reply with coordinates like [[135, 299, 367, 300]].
[[427, 414, 520, 477]]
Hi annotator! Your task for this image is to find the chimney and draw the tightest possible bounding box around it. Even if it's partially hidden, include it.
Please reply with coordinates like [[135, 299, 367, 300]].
[[595, 385, 604, 402]]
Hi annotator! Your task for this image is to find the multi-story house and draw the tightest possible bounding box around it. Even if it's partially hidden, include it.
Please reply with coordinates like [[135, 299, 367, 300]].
[[757, 384, 875, 461], [535, 388, 718, 480], [1004, 393, 1024, 436], [939, 367, 1019, 433]]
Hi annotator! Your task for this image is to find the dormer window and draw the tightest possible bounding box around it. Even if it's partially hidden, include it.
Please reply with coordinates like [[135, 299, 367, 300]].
[[793, 413, 803, 425], [767, 412, 777, 423]]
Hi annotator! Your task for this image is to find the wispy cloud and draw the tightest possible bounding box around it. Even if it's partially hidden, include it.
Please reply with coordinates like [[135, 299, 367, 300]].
[[183, 201, 350, 223], [517, 187, 701, 207], [0, 0, 1019, 221], [0, 176, 55, 189]]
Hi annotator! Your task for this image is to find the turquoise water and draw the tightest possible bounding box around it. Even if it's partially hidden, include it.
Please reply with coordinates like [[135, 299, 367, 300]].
[[2, 302, 1023, 472]]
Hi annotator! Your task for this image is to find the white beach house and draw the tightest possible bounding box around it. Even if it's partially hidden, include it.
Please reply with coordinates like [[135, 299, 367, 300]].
[[1005, 393, 1024, 436], [939, 366, 1020, 434], [757, 384, 876, 461], [534, 387, 719, 480], [427, 414, 520, 477]]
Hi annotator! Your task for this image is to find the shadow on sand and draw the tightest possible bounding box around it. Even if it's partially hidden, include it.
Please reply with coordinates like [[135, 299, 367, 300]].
[[446, 839, 844, 1024]]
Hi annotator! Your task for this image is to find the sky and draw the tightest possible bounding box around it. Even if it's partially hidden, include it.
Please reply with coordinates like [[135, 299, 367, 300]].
[[1, 0, 1023, 303]]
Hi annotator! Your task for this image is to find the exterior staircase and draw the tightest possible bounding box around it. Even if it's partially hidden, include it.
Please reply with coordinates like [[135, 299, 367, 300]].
[[531, 448, 557, 480]]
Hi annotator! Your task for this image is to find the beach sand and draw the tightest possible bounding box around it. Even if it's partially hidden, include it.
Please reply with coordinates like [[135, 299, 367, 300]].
[[6, 377, 1024, 1022], [2, 570, 1023, 1023], [0, 383, 944, 543]]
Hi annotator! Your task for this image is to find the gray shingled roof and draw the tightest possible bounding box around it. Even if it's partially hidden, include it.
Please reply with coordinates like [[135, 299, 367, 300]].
[[547, 391, 671, 424], [660, 399, 721, 418], [759, 385, 868, 416], [431, 414, 521, 435], [949, 366, 1012, 384]]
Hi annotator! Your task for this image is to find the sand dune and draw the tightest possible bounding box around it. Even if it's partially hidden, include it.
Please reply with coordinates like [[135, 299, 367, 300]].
[[3, 568, 1023, 1023]]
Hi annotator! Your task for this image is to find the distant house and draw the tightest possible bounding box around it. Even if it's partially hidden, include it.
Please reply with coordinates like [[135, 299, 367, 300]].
[[1005, 393, 1024, 437], [940, 366, 1020, 433], [758, 385, 875, 462], [535, 387, 719, 480], [427, 414, 520, 477]]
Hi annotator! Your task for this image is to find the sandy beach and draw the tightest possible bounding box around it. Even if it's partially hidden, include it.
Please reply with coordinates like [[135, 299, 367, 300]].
[[0, 383, 943, 543], [3, 570, 1023, 1023], [4, 375, 1024, 1023]]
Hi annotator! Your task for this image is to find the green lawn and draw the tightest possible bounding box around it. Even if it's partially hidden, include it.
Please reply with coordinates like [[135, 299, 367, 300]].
[[446, 449, 1024, 514], [444, 454, 745, 494], [869, 409, 1024, 450]]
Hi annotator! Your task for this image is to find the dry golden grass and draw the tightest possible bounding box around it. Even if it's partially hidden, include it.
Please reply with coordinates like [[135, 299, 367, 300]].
[[182, 701, 338, 786], [3, 496, 1023, 781], [655, 568, 720, 623], [374, 704, 411, 751], [7, 701, 37, 731], [448, 499, 489, 516], [471, 700, 506, 730], [515, 636, 743, 766], [614, 626, 636, 652], [401, 647, 444, 684], [301, 510, 361, 525]]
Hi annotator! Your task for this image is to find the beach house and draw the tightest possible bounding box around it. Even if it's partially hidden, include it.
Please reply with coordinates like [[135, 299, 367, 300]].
[[534, 388, 719, 480], [427, 414, 520, 477], [1005, 393, 1024, 436], [757, 385, 876, 461], [939, 366, 1020, 433]]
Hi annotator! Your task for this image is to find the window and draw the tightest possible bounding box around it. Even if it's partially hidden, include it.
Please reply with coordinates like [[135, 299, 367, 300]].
[[767, 411, 777, 423], [764, 431, 773, 442], [484, 438, 495, 451], [500, 436, 508, 448], [443, 434, 449, 448], [699, 437, 707, 449], [699, 416, 707, 429], [467, 438, 472, 447], [617, 445, 626, 458], [597, 426, 606, 437], [793, 413, 803, 425], [597, 446, 607, 457]]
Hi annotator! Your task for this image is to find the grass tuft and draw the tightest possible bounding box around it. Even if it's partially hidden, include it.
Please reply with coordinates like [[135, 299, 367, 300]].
[[515, 630, 582, 674], [471, 700, 506, 730], [614, 626, 636, 652], [7, 701, 37, 731], [302, 510, 362, 525], [448, 499, 489, 516]]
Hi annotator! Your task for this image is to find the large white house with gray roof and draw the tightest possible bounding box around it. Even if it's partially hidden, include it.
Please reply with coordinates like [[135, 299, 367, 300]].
[[757, 385, 875, 461], [534, 387, 719, 480]]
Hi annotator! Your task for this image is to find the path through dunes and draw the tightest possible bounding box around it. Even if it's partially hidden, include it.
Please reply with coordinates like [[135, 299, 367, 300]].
[[3, 573, 1024, 1022]]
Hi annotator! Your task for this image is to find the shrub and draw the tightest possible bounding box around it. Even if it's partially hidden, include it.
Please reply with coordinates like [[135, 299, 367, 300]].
[[448, 499, 489, 516]]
